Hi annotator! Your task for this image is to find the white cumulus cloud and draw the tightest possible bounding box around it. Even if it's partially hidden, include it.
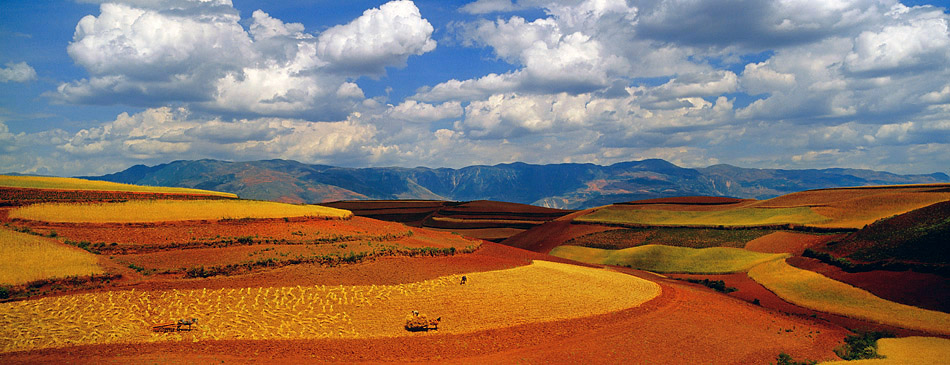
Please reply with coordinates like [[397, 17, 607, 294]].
[[0, 62, 38, 83]]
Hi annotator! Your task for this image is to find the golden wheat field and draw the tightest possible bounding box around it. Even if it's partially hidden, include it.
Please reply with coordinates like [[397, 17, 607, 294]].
[[0, 228, 104, 285], [0, 175, 236, 197], [8, 200, 353, 223], [0, 260, 659, 353], [748, 259, 950, 335]]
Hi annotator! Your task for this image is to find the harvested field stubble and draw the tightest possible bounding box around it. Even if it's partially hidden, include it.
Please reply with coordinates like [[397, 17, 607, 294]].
[[748, 259, 950, 335], [0, 261, 659, 353], [10, 200, 352, 223]]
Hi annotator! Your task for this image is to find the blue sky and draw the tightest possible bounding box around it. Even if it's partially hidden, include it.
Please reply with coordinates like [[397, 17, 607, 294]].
[[1, 0, 949, 176]]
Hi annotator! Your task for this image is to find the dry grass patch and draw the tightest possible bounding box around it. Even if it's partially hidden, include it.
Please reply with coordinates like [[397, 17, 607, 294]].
[[0, 260, 659, 353], [820, 336, 950, 364], [748, 260, 950, 335], [0, 175, 236, 198], [9, 200, 352, 223], [0, 228, 104, 285], [550, 244, 788, 274]]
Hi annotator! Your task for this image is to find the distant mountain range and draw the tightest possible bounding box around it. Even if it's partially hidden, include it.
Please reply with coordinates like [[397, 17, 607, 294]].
[[84, 159, 949, 209]]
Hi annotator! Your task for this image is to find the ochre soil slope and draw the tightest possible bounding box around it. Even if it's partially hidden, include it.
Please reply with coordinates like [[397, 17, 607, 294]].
[[500, 210, 617, 253], [744, 231, 843, 255]]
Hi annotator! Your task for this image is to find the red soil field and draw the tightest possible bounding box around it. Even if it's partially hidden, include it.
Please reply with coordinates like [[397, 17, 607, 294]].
[[744, 232, 844, 255], [1, 270, 851, 364], [787, 256, 950, 313], [12, 216, 426, 247], [501, 210, 618, 253], [321, 200, 574, 242]]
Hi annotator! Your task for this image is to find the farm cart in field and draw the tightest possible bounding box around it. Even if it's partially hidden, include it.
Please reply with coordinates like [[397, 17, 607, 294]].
[[151, 318, 198, 332], [405, 311, 440, 332]]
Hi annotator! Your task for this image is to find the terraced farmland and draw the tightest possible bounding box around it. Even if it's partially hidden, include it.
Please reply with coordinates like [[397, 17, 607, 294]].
[[550, 245, 788, 274], [9, 200, 352, 223]]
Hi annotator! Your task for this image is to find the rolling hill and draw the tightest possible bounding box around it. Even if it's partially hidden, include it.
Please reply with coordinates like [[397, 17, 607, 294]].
[[84, 159, 949, 209]]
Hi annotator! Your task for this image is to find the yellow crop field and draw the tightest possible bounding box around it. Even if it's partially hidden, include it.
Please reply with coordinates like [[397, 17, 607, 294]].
[[575, 206, 829, 227], [0, 228, 104, 285], [550, 244, 788, 274], [0, 260, 659, 353], [0, 175, 236, 198], [751, 186, 950, 229], [9, 200, 353, 223], [820, 336, 950, 364], [748, 260, 950, 335]]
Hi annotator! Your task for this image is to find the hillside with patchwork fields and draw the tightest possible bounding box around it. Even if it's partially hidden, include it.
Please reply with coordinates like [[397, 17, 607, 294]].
[[1, 176, 948, 363]]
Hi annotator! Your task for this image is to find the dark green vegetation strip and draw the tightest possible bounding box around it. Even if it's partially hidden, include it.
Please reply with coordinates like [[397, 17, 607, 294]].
[[0, 273, 123, 301], [565, 227, 775, 249]]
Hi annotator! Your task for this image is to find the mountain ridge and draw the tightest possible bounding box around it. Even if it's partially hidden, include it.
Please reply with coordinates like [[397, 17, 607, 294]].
[[83, 159, 950, 209]]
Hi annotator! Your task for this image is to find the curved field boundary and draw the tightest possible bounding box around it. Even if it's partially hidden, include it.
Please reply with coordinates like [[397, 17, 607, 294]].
[[0, 175, 236, 198], [575, 206, 830, 227], [820, 336, 950, 364], [0, 260, 660, 353], [0, 228, 104, 285], [549, 244, 788, 274], [748, 260, 950, 335], [9, 200, 353, 223]]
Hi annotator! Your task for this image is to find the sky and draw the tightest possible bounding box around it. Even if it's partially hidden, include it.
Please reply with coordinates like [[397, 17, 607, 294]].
[[1, 0, 949, 177]]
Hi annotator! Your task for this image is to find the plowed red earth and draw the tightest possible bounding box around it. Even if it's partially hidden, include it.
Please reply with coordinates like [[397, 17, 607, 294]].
[[15, 216, 425, 246], [1, 270, 850, 364], [744, 231, 844, 255], [787, 256, 950, 313], [501, 211, 617, 253]]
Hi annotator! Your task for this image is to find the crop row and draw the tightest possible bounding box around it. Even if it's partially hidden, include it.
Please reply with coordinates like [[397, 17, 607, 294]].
[[182, 244, 480, 278], [0, 187, 233, 207], [9, 200, 353, 223], [0, 276, 460, 353]]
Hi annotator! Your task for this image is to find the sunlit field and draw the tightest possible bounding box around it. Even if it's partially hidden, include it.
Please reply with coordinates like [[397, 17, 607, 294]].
[[0, 261, 659, 353], [9, 200, 353, 223], [575, 206, 829, 227], [550, 244, 788, 274], [0, 175, 236, 198], [821, 336, 950, 364], [0, 228, 104, 285], [748, 260, 950, 335]]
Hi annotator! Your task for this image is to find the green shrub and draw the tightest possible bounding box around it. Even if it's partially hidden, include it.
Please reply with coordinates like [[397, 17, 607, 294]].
[[773, 353, 816, 365], [833, 330, 894, 360]]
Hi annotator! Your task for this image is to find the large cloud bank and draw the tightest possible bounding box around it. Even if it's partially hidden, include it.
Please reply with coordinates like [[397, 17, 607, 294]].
[[4, 0, 949, 176]]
